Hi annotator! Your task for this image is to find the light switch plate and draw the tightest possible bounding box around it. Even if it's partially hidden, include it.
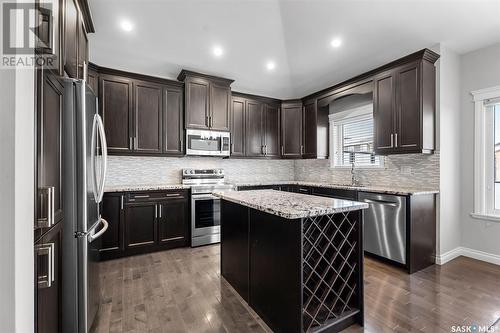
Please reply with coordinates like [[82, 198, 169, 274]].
[[401, 166, 412, 175]]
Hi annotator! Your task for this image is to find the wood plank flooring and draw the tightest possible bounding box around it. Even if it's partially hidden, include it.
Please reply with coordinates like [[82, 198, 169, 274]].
[[92, 245, 500, 333]]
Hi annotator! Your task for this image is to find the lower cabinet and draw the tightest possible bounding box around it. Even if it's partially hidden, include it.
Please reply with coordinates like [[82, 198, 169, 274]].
[[100, 190, 189, 260], [34, 223, 62, 333]]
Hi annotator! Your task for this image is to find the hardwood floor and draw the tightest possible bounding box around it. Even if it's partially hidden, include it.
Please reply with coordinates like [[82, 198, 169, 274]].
[[92, 245, 500, 333]]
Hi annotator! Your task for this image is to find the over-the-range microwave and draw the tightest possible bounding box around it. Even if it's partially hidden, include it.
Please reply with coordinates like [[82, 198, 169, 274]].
[[185, 129, 230, 157]]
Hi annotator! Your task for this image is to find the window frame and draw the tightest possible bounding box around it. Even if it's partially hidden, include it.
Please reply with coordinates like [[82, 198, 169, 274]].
[[471, 85, 500, 222], [329, 104, 385, 170]]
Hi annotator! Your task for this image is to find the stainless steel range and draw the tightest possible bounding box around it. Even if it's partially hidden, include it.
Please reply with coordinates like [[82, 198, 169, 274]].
[[182, 168, 234, 247]]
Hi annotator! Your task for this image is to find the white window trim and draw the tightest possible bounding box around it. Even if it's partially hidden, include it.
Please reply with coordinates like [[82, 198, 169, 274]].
[[471, 85, 500, 222], [329, 104, 385, 170]]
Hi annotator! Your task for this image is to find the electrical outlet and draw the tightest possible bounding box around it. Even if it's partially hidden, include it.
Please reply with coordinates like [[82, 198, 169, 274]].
[[401, 166, 412, 175]]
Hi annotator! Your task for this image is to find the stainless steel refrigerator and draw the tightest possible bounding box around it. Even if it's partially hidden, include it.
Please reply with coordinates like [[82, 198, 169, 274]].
[[62, 78, 109, 332]]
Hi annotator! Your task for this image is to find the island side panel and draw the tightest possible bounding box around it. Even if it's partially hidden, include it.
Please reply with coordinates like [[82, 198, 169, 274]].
[[249, 209, 303, 333], [220, 200, 250, 301]]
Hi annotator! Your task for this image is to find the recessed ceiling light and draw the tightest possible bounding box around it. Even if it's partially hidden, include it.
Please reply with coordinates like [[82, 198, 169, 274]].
[[120, 20, 134, 32], [213, 46, 224, 57], [266, 61, 276, 71], [330, 38, 342, 48]]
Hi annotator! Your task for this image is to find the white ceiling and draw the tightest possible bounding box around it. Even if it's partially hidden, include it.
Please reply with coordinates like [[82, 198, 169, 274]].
[[88, 0, 500, 99]]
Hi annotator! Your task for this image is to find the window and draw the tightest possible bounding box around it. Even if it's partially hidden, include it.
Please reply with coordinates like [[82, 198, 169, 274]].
[[329, 104, 383, 168], [471, 85, 500, 221]]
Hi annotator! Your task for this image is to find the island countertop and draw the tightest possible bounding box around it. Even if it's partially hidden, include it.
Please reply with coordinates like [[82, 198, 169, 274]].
[[214, 189, 368, 219]]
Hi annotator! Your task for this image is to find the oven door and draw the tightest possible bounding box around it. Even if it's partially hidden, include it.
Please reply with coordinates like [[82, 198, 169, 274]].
[[186, 130, 230, 156], [191, 194, 221, 238]]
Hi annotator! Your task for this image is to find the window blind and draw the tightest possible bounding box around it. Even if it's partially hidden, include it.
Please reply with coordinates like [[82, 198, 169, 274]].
[[339, 117, 381, 166]]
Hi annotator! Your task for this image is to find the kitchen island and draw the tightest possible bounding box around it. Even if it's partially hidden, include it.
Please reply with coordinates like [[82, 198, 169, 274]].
[[214, 190, 369, 333]]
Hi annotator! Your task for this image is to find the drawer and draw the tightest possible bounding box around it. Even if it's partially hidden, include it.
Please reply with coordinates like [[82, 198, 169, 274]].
[[126, 190, 188, 203]]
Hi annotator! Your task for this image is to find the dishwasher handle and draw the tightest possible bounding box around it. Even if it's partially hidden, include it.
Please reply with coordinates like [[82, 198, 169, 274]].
[[363, 198, 399, 207]]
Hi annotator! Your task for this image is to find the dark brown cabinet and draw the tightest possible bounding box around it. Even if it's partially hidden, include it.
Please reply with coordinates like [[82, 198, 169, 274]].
[[373, 56, 437, 154], [124, 203, 157, 249], [35, 224, 62, 333], [245, 99, 264, 157], [64, 0, 89, 79], [281, 101, 303, 158], [133, 81, 163, 154], [178, 70, 233, 131], [100, 190, 189, 259], [35, 71, 64, 241], [97, 67, 184, 156], [100, 193, 124, 259], [231, 96, 246, 156], [158, 196, 189, 247], [302, 99, 318, 158], [263, 103, 280, 157], [163, 86, 184, 155], [99, 74, 134, 153], [87, 64, 98, 94]]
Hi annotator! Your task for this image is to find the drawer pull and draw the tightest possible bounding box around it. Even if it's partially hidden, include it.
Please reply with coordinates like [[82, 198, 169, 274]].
[[36, 242, 55, 289], [133, 195, 150, 199]]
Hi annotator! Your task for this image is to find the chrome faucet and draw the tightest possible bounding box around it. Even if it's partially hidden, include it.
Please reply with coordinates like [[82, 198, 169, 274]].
[[351, 163, 360, 186]]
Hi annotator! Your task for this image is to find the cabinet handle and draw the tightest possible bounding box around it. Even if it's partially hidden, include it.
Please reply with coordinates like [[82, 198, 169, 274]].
[[206, 115, 210, 127], [301, 145, 304, 155], [390, 134, 394, 148], [133, 194, 150, 199], [120, 195, 124, 210], [394, 133, 398, 148], [37, 186, 55, 229], [36, 242, 55, 289], [155, 204, 158, 219], [281, 146, 284, 156], [159, 205, 162, 218], [129, 137, 133, 149], [165, 193, 181, 197]]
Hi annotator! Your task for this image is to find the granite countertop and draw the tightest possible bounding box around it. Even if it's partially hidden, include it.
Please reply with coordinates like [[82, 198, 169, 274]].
[[233, 181, 439, 196], [104, 184, 189, 192], [213, 189, 369, 219]]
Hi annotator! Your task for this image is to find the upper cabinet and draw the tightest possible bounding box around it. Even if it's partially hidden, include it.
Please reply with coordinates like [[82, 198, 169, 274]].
[[373, 50, 438, 154], [178, 70, 233, 131], [281, 101, 303, 159], [64, 0, 91, 79], [96, 66, 184, 156]]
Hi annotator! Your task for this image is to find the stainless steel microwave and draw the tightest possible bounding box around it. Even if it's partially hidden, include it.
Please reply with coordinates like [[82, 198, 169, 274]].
[[185, 129, 230, 157]]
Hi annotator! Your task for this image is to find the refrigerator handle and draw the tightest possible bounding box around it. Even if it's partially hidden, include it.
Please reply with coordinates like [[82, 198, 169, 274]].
[[95, 112, 108, 204], [90, 114, 99, 203], [88, 218, 109, 243]]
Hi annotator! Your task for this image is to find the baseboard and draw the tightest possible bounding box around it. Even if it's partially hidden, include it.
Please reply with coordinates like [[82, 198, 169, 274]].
[[435, 247, 500, 266]]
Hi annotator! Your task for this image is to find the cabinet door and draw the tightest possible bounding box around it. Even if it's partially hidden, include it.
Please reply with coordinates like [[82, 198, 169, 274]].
[[245, 100, 264, 157], [124, 203, 157, 249], [100, 74, 133, 153], [35, 224, 62, 333], [373, 71, 396, 154], [185, 78, 209, 129], [87, 68, 98, 94], [210, 83, 231, 131], [302, 100, 317, 158], [133, 81, 163, 154], [35, 71, 64, 241], [281, 103, 302, 158], [64, 0, 78, 78], [231, 97, 245, 156], [164, 86, 184, 155], [158, 198, 188, 247], [100, 193, 124, 257], [77, 17, 88, 79], [263, 104, 280, 157], [396, 62, 421, 151]]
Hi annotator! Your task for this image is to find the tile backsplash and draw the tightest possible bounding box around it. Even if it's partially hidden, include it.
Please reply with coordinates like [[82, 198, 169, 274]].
[[105, 156, 295, 186], [294, 152, 440, 189], [106, 152, 439, 189]]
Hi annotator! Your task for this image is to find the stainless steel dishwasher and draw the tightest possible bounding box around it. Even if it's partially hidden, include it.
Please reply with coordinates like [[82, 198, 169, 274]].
[[358, 192, 407, 264]]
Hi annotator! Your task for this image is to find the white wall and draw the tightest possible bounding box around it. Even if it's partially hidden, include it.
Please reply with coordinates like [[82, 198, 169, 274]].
[[434, 45, 463, 257], [0, 66, 35, 333], [460, 43, 500, 257]]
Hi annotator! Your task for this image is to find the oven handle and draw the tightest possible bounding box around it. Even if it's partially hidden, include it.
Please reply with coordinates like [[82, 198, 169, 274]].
[[192, 194, 220, 200]]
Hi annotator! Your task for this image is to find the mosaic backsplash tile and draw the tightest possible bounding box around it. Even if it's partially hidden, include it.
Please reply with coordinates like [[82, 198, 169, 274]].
[[106, 152, 439, 190], [294, 152, 440, 189], [105, 156, 295, 186]]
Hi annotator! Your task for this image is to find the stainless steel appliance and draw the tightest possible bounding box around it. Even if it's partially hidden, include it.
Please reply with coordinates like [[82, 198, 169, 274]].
[[62, 79, 109, 332], [359, 192, 407, 264], [182, 168, 234, 246], [185, 129, 230, 157]]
